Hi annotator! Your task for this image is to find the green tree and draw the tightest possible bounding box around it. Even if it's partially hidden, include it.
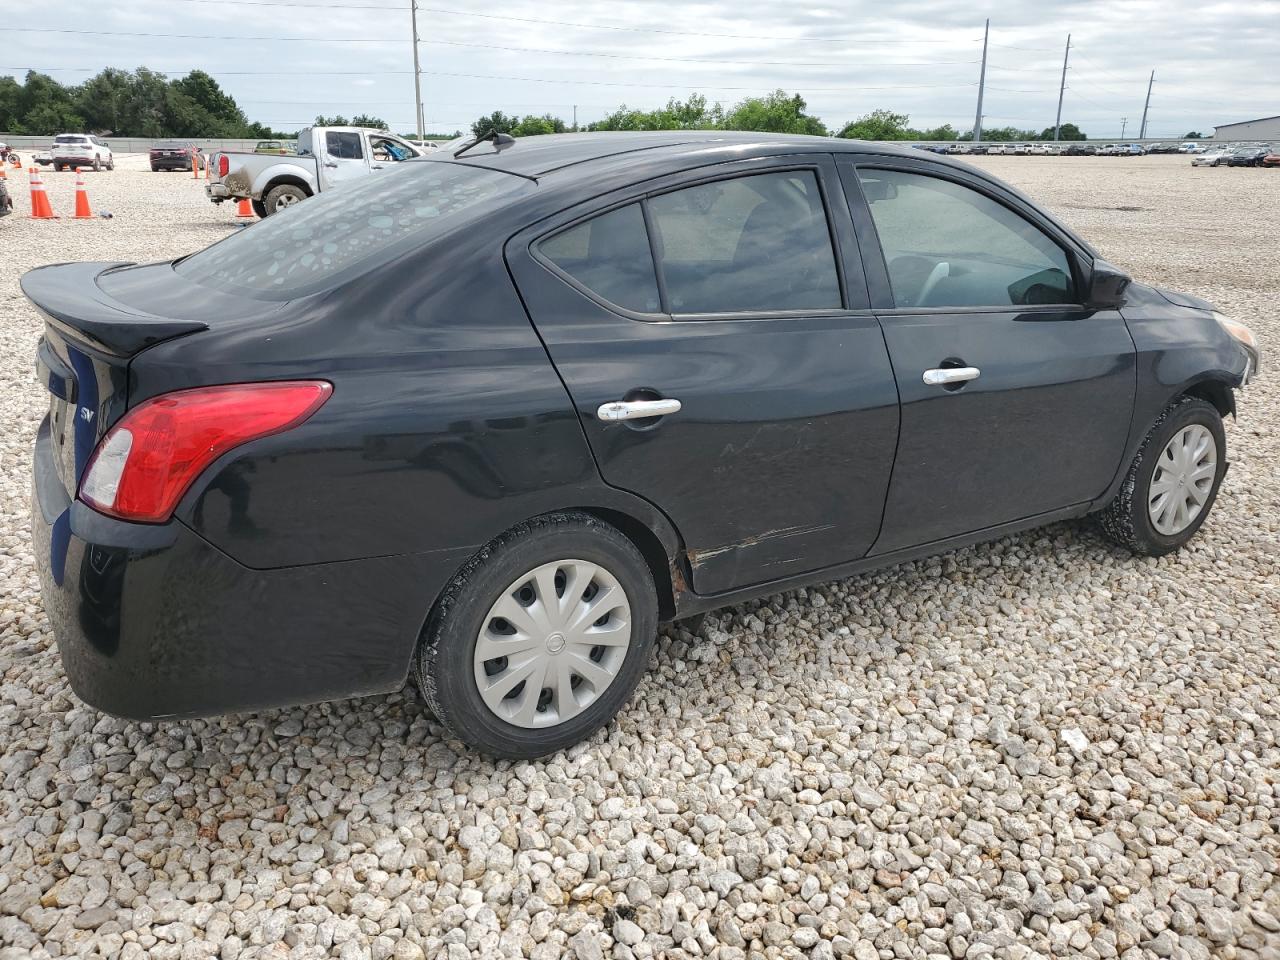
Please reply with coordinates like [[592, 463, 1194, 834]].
[[837, 110, 912, 140], [1183, 131, 1204, 139], [349, 113, 388, 129], [314, 114, 350, 126], [470, 111, 518, 137], [723, 90, 827, 136], [1037, 122, 1087, 141], [510, 114, 566, 136]]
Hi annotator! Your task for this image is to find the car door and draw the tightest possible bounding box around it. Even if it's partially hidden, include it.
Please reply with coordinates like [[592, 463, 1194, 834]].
[[837, 157, 1135, 554], [321, 131, 369, 186], [507, 155, 901, 596]]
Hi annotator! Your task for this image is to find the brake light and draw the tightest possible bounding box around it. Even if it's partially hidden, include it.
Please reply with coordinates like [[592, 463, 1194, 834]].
[[79, 381, 332, 523], [218, 155, 228, 177]]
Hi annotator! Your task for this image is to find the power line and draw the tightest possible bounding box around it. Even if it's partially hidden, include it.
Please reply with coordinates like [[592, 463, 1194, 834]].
[[7, 27, 979, 69], [155, 0, 978, 45]]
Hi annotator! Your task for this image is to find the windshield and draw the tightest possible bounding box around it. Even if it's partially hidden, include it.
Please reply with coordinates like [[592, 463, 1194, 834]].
[[176, 160, 533, 300]]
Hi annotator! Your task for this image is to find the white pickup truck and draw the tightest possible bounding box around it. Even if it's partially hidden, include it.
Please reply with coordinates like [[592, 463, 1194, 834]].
[[206, 126, 424, 217]]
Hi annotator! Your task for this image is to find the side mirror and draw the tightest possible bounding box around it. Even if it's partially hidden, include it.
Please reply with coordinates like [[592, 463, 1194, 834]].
[[1089, 258, 1131, 308]]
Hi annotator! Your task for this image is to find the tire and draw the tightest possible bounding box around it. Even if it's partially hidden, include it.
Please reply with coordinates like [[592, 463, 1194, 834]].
[[151, 165, 159, 172], [92, 157, 101, 172], [1097, 396, 1226, 556], [53, 163, 63, 173], [416, 512, 658, 759], [251, 199, 269, 219], [263, 183, 308, 215], [107, 157, 114, 171]]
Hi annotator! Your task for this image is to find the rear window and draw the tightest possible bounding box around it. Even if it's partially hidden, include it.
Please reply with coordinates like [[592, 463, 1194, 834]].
[[55, 135, 88, 144], [175, 161, 532, 299]]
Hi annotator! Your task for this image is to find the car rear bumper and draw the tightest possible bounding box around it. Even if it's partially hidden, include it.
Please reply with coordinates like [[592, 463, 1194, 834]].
[[31, 416, 470, 721], [151, 157, 193, 170], [205, 183, 231, 201]]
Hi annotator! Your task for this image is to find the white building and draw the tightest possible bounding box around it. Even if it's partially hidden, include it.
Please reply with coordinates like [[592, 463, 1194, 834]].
[[1213, 115, 1280, 141]]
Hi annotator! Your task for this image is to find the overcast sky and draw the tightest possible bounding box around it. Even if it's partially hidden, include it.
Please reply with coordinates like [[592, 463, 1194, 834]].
[[7, 0, 1279, 138]]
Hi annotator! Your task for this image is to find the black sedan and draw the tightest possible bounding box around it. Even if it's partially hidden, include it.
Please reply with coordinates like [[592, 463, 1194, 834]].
[[24, 132, 1260, 758], [150, 141, 202, 172], [1226, 146, 1270, 167]]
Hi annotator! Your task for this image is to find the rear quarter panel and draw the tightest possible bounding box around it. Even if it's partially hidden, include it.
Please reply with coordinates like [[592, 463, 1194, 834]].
[[134, 230, 617, 571]]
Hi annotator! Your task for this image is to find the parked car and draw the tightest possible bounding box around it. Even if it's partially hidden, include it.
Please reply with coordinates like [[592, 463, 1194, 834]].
[[1227, 146, 1270, 167], [150, 141, 202, 172], [33, 150, 53, 167], [24, 131, 1259, 757], [986, 144, 1009, 155], [1118, 144, 1145, 156], [1064, 144, 1097, 156], [1179, 142, 1205, 153], [206, 125, 424, 217], [253, 140, 294, 155], [1192, 149, 1231, 167], [1263, 150, 1280, 168], [51, 133, 113, 171]]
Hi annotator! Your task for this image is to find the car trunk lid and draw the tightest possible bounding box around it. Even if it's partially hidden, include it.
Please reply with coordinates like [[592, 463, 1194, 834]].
[[23, 260, 278, 500]]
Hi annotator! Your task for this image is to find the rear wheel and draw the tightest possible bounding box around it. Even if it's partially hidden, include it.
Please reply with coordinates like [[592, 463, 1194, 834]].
[[264, 183, 308, 215], [53, 162, 63, 172], [251, 199, 269, 219], [1097, 396, 1226, 556], [416, 513, 658, 758]]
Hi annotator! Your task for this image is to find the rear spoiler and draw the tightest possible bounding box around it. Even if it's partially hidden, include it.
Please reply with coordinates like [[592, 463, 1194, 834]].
[[20, 262, 207, 357]]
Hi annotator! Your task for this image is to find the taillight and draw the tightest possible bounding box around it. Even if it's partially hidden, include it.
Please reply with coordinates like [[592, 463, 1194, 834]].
[[218, 155, 229, 177], [79, 381, 332, 524]]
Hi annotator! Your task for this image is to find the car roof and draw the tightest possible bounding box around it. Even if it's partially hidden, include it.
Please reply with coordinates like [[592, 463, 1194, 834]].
[[441, 131, 944, 178]]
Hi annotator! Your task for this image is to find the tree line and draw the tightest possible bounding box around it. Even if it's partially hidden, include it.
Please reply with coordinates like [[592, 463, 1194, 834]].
[[10, 67, 1195, 144], [0, 69, 282, 138], [471, 94, 1094, 142]]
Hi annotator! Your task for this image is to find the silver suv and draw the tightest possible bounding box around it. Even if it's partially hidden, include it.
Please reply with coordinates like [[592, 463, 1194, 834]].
[[51, 134, 114, 172]]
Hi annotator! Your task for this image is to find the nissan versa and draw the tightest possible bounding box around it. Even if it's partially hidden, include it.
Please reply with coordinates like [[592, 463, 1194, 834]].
[[26, 132, 1259, 758]]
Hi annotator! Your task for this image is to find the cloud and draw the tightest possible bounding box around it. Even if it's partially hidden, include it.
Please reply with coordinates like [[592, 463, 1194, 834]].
[[5, 0, 1276, 136]]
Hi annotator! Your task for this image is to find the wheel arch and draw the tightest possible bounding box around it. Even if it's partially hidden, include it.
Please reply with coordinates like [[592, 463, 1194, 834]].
[[1178, 375, 1235, 419], [257, 173, 314, 202]]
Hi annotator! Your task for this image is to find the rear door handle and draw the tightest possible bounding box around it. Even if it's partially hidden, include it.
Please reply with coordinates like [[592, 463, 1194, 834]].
[[323, 161, 339, 168], [923, 366, 981, 386], [596, 398, 682, 422]]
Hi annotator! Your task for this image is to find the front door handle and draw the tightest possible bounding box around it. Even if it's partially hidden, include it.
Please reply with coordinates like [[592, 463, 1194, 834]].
[[923, 366, 981, 386], [323, 161, 339, 168], [597, 398, 682, 422]]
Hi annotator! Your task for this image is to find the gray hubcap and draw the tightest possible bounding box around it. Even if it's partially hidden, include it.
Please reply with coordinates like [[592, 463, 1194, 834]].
[[1148, 424, 1217, 536], [274, 193, 300, 210], [474, 559, 631, 728]]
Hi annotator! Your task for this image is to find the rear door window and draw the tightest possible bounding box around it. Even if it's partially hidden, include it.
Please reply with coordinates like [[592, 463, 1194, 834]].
[[539, 204, 661, 313], [176, 162, 532, 299], [647, 171, 842, 314], [326, 132, 363, 160]]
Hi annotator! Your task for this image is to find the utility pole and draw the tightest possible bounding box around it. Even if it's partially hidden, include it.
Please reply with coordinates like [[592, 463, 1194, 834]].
[[410, 0, 424, 141], [1053, 33, 1071, 141], [573, 105, 578, 132], [1138, 69, 1154, 139], [1120, 117, 1128, 139], [973, 18, 989, 143]]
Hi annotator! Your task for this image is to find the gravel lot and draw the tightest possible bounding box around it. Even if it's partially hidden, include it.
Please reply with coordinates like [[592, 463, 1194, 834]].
[[1, 152, 1277, 960]]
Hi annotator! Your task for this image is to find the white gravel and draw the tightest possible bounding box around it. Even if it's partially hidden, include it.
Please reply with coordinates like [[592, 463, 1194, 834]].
[[1, 152, 1278, 960]]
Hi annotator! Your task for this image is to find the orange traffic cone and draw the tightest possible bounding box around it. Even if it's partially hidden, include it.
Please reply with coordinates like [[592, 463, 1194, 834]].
[[236, 198, 255, 219], [29, 167, 57, 219], [73, 170, 93, 219], [192, 153, 200, 179]]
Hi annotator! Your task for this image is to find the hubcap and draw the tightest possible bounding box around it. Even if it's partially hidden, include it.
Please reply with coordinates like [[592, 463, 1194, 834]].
[[275, 194, 300, 210], [473, 559, 632, 729], [1148, 424, 1217, 536]]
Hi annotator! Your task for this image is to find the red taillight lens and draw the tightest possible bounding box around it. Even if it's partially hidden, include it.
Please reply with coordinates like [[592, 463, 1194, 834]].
[[217, 155, 229, 177], [79, 381, 332, 524]]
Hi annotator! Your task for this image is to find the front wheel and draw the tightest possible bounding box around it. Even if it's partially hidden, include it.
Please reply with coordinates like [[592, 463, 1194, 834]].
[[416, 513, 658, 758], [251, 199, 269, 219], [1097, 396, 1226, 556], [92, 157, 101, 172]]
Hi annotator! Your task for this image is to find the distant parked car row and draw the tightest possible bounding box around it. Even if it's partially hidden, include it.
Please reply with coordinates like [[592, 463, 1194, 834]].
[[1192, 145, 1276, 168]]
